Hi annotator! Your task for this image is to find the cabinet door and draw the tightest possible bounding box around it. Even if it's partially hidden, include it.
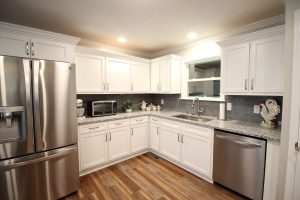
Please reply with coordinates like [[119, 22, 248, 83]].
[[160, 126, 181, 162], [131, 62, 150, 93], [106, 58, 131, 93], [151, 61, 160, 93], [160, 59, 171, 93], [249, 35, 284, 94], [79, 131, 108, 170], [108, 127, 130, 160], [222, 43, 250, 93], [150, 123, 160, 152], [130, 124, 149, 153], [170, 58, 181, 93], [31, 38, 71, 62], [181, 131, 211, 177], [75, 54, 105, 93], [0, 32, 30, 58]]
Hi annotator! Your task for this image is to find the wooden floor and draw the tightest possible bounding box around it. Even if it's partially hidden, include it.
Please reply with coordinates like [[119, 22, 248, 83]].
[[63, 153, 245, 200]]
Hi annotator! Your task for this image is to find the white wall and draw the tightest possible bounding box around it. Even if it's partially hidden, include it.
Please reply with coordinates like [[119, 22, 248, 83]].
[[277, 0, 300, 199]]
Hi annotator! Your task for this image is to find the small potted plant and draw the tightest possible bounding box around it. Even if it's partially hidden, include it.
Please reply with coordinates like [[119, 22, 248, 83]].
[[123, 100, 133, 113]]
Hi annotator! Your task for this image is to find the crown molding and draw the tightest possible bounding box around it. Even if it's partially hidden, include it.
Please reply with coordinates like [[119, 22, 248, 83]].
[[78, 39, 152, 58], [0, 21, 80, 45], [151, 14, 285, 58]]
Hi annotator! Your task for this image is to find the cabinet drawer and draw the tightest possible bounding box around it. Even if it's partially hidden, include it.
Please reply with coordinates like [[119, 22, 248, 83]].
[[108, 119, 130, 129], [79, 122, 107, 134], [161, 119, 181, 129], [131, 116, 148, 125], [182, 124, 212, 138], [150, 116, 160, 124]]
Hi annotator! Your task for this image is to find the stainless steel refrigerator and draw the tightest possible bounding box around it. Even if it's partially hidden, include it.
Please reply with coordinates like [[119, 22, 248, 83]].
[[0, 56, 79, 200]]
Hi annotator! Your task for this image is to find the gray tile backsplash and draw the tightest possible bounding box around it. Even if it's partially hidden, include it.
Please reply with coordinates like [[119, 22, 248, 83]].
[[77, 94, 283, 123]]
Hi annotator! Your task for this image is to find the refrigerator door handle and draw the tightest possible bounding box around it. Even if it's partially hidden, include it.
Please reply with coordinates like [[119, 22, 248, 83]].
[[33, 60, 44, 150], [0, 146, 77, 170]]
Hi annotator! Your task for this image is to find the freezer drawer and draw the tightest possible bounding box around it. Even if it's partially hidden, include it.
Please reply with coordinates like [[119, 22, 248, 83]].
[[0, 145, 79, 200], [213, 130, 266, 200]]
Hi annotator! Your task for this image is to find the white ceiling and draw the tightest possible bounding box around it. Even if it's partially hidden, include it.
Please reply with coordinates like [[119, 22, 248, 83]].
[[0, 0, 284, 55]]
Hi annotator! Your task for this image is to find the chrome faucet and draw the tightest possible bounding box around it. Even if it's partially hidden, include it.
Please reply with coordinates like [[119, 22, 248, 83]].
[[192, 97, 204, 116]]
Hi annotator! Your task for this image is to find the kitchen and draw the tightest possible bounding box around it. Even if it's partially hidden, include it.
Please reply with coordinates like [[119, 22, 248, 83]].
[[0, 0, 299, 200]]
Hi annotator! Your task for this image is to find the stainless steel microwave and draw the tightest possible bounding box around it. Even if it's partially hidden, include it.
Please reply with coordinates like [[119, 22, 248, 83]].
[[87, 100, 117, 117]]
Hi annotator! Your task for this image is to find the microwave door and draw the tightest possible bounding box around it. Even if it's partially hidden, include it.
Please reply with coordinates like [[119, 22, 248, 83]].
[[32, 60, 77, 152], [0, 57, 34, 159]]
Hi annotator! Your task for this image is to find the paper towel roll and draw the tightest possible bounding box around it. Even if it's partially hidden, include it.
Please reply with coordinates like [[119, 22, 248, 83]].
[[219, 102, 225, 120]]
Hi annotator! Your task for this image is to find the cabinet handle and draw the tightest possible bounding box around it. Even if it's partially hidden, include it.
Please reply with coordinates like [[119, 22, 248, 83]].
[[105, 133, 108, 142], [109, 132, 112, 141], [244, 78, 248, 90], [131, 128, 133, 135], [152, 119, 158, 122], [102, 82, 106, 91], [177, 133, 180, 142], [157, 84, 159, 91], [251, 79, 254, 90], [115, 122, 121, 126], [31, 42, 35, 56], [26, 42, 30, 55], [295, 142, 300, 152], [181, 134, 184, 143], [136, 119, 143, 122], [159, 83, 162, 91], [156, 127, 159, 134], [106, 83, 109, 91], [89, 126, 99, 130], [130, 83, 133, 91]]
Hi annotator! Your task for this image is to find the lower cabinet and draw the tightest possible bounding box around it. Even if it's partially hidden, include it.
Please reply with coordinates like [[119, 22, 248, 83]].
[[150, 123, 160, 152], [79, 130, 108, 170], [130, 123, 149, 153], [160, 126, 181, 162], [108, 126, 130, 160], [181, 127, 212, 177]]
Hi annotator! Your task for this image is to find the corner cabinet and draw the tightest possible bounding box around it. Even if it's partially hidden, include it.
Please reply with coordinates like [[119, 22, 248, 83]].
[[151, 55, 182, 93], [0, 22, 79, 62], [219, 25, 284, 96]]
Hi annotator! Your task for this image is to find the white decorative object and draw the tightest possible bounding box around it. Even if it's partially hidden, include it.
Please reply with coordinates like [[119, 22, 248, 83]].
[[125, 109, 132, 113], [146, 107, 151, 111], [219, 102, 226, 120], [260, 99, 280, 128], [152, 106, 157, 111], [140, 101, 147, 111], [157, 105, 161, 111]]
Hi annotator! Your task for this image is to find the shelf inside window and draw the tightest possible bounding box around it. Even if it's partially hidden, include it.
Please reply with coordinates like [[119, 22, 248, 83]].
[[188, 77, 221, 82]]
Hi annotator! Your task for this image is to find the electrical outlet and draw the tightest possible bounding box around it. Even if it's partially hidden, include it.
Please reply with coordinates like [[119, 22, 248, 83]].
[[161, 99, 164, 105], [254, 105, 261, 114], [226, 103, 232, 111]]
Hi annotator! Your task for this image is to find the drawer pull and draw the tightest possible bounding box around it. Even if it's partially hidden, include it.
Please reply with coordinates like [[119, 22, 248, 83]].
[[105, 133, 108, 142], [89, 126, 99, 130], [181, 134, 184, 143], [156, 127, 159, 134], [136, 119, 143, 122], [177, 133, 180, 142], [115, 122, 121, 125], [152, 119, 158, 122]]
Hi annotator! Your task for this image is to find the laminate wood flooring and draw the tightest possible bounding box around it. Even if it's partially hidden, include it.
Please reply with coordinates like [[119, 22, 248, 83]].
[[63, 153, 246, 200]]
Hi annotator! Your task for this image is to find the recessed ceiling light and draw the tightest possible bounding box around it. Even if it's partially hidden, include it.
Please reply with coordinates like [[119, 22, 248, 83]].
[[118, 37, 127, 43], [187, 32, 197, 39]]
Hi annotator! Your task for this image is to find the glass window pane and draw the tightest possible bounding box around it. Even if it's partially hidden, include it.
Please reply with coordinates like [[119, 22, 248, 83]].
[[188, 81, 220, 98], [188, 60, 220, 79]]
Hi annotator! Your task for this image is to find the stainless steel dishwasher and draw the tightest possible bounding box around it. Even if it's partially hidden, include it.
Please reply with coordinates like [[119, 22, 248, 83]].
[[213, 129, 266, 200]]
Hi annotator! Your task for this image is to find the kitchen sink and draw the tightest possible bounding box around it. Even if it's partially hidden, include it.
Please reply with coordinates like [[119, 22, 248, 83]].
[[171, 114, 214, 123]]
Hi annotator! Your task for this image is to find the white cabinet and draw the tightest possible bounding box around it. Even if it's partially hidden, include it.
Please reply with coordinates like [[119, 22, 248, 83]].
[[181, 125, 213, 177], [150, 123, 160, 152], [79, 131, 108, 170], [0, 22, 79, 62], [151, 55, 182, 93], [106, 58, 131, 93], [130, 61, 150, 93], [108, 126, 130, 160], [160, 120, 182, 162], [221, 43, 250, 93], [220, 26, 284, 95], [249, 35, 284, 93], [130, 124, 149, 153], [75, 54, 105, 93]]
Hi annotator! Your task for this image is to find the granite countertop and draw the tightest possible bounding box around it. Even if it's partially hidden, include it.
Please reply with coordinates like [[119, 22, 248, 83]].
[[77, 111, 281, 142]]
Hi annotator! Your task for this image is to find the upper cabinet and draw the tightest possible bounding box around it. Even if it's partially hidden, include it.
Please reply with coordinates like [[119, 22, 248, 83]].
[[0, 22, 80, 62], [75, 51, 151, 94], [219, 25, 284, 96], [151, 55, 182, 93], [75, 54, 105, 93]]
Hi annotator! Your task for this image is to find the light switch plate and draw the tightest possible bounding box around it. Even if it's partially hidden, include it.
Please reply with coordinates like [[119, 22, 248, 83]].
[[226, 103, 232, 111], [161, 99, 164, 105], [254, 105, 261, 114]]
